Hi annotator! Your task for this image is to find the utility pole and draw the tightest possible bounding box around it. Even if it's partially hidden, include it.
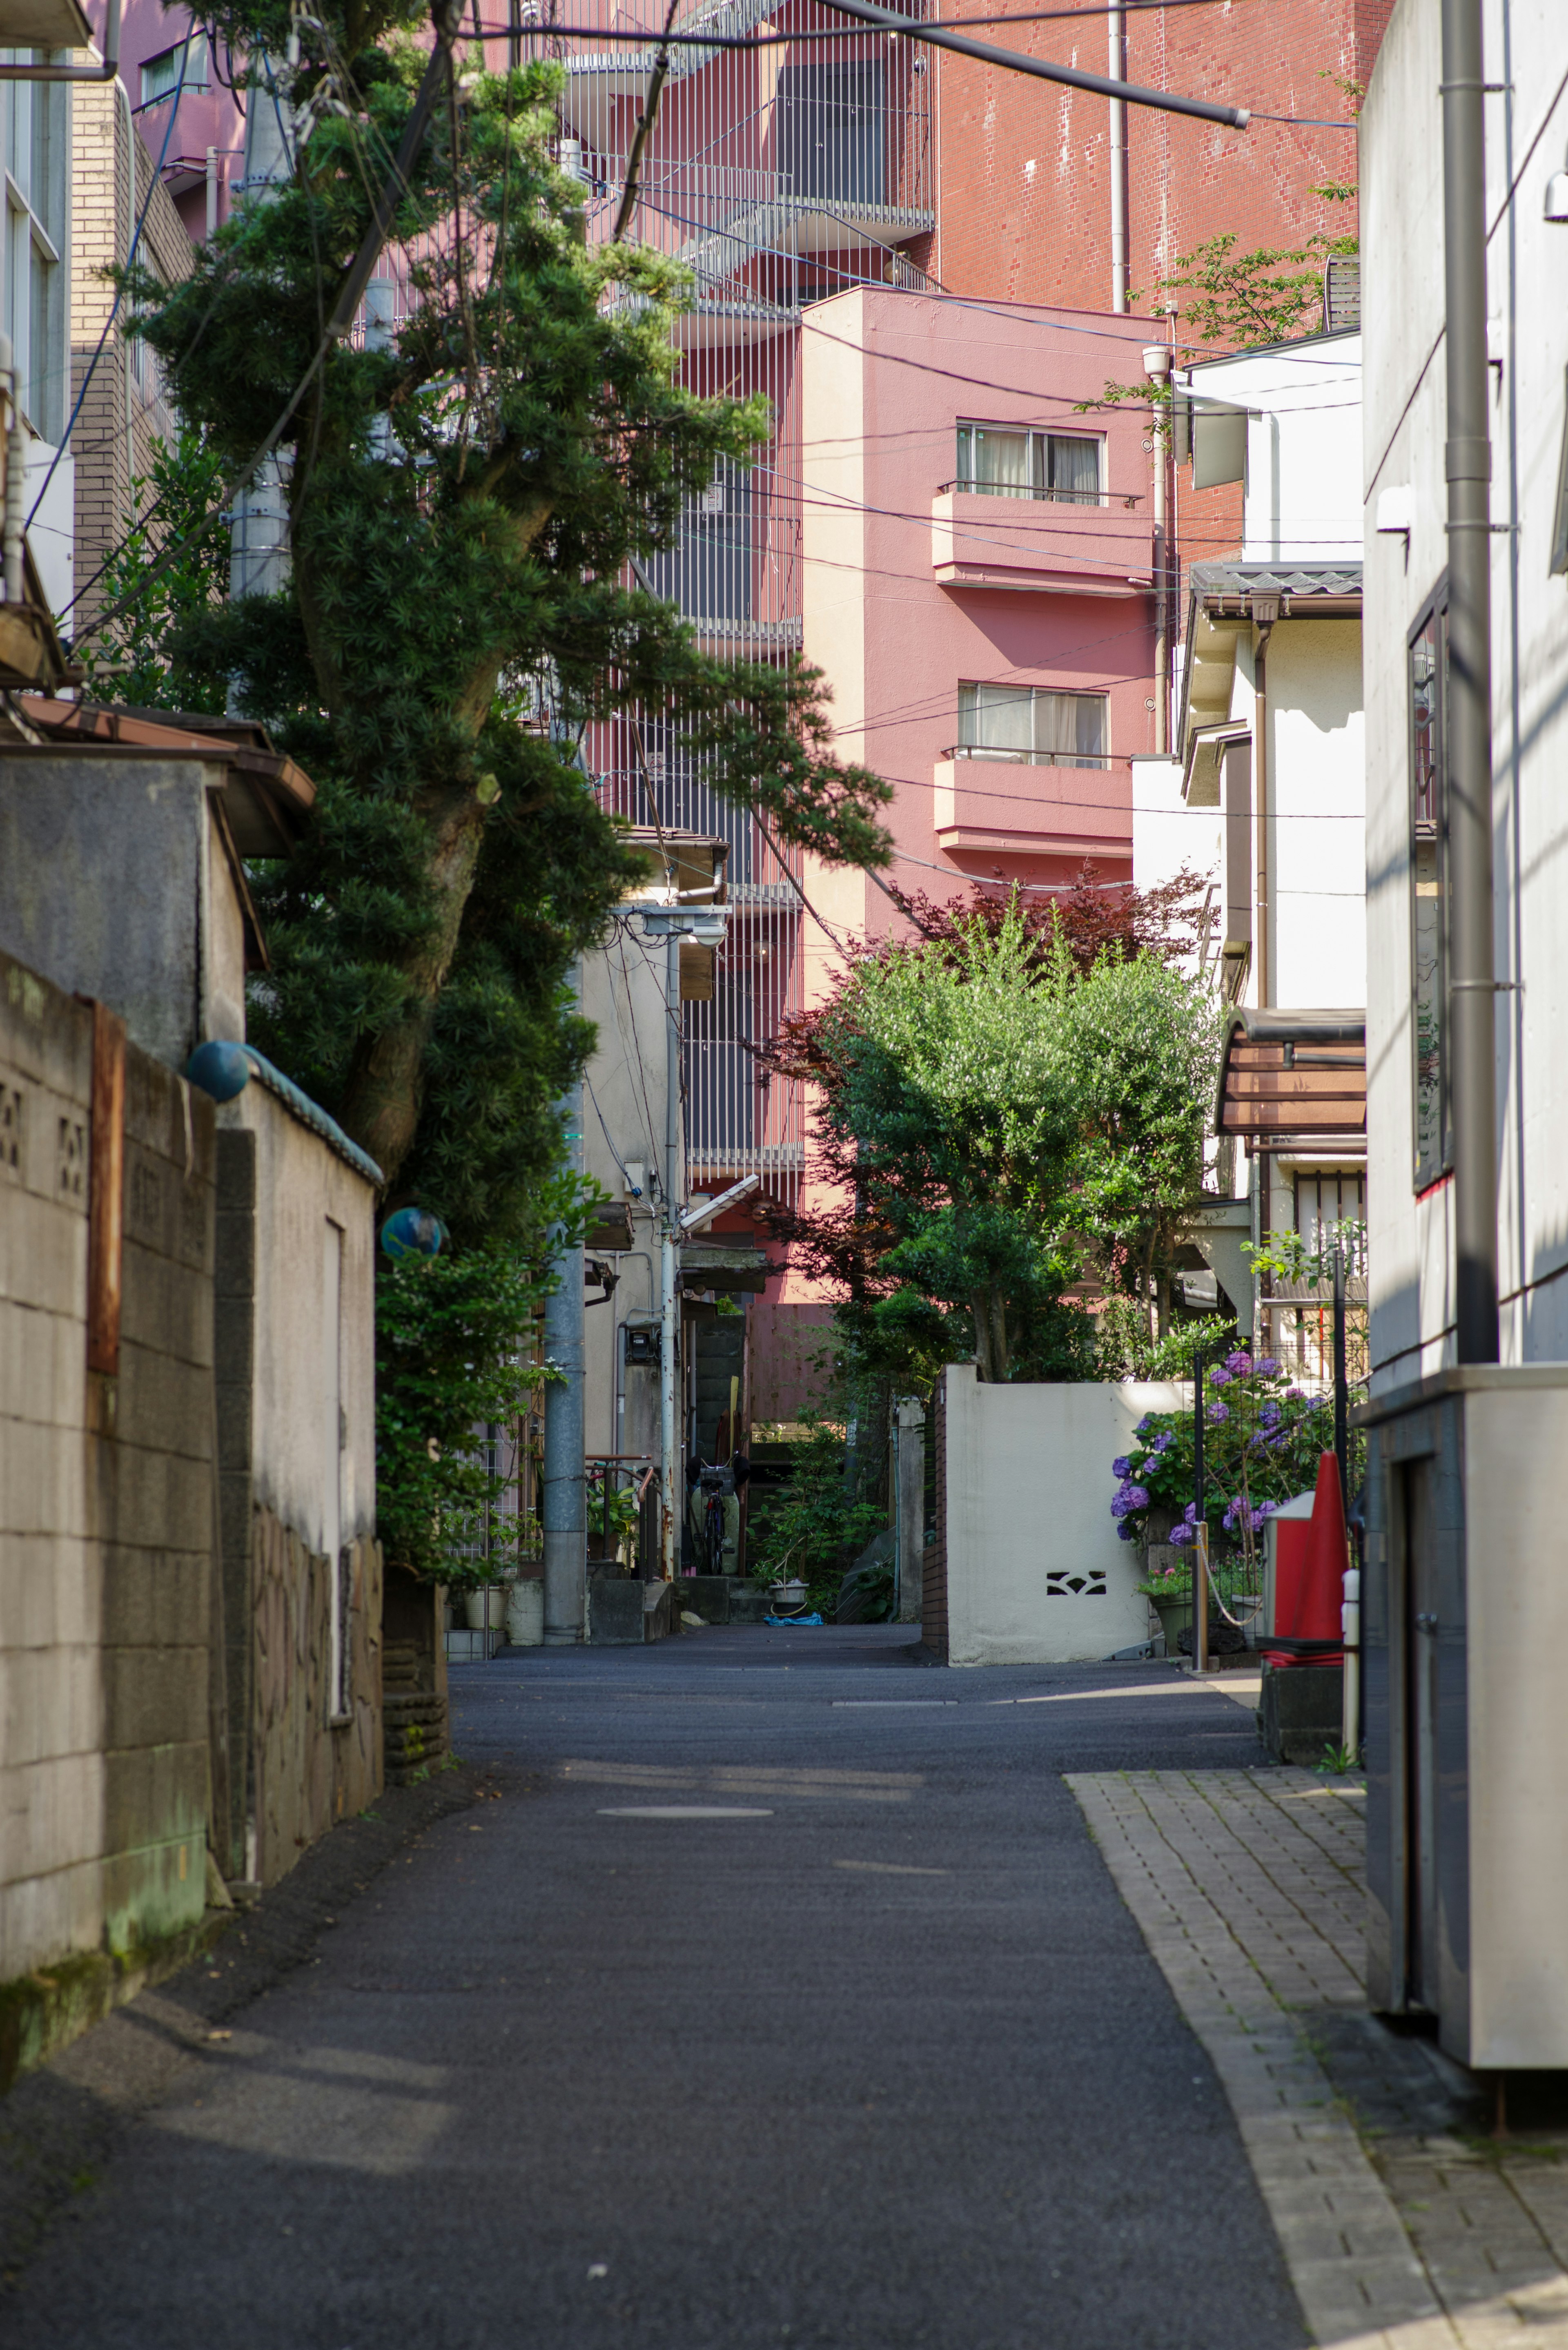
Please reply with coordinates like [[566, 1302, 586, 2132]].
[[1107, 5, 1129, 313], [542, 961, 587, 1641], [1441, 0, 1499, 1365]]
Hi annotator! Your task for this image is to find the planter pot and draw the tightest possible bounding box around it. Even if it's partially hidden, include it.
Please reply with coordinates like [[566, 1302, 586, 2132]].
[[769, 1579, 809, 1616], [463, 1587, 506, 1634], [505, 1578, 544, 1648], [1150, 1592, 1192, 1653]]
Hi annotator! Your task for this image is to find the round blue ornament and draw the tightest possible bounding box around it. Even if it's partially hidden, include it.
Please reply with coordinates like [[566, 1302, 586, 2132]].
[[381, 1207, 445, 1260], [184, 1041, 252, 1103]]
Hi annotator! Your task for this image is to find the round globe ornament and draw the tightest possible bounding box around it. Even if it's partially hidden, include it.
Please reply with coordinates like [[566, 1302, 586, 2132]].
[[381, 1207, 445, 1260], [184, 1041, 252, 1103]]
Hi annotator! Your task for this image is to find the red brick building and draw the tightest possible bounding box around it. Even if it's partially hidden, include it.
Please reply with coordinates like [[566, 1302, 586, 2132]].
[[930, 0, 1390, 321]]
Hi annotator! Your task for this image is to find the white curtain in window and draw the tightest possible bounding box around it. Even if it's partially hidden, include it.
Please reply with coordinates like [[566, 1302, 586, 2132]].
[[1048, 435, 1100, 502], [959, 682, 1033, 756], [969, 426, 1032, 498], [1033, 691, 1105, 763]]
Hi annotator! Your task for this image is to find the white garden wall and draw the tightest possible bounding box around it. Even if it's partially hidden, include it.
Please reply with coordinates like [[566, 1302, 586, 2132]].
[[942, 1366, 1188, 1665]]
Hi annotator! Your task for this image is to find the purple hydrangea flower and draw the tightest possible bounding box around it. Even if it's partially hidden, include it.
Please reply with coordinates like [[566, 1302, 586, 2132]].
[[1169, 1521, 1192, 1547], [1257, 1356, 1281, 1376], [1134, 1416, 1152, 1438], [1225, 1349, 1253, 1377], [1208, 1366, 1231, 1389], [1117, 1520, 1138, 1542], [1285, 1386, 1306, 1401], [1153, 1430, 1174, 1453], [1207, 1401, 1229, 1422], [1111, 1456, 1132, 1479]]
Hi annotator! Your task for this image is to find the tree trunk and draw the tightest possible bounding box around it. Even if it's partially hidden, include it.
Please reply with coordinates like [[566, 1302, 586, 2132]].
[[972, 1286, 1009, 1383], [336, 784, 488, 1189]]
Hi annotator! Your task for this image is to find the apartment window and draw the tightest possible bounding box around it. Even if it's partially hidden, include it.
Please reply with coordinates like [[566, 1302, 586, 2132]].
[[954, 423, 1102, 504], [1410, 593, 1450, 1191], [140, 32, 208, 107], [955, 682, 1108, 768], [2, 68, 66, 444]]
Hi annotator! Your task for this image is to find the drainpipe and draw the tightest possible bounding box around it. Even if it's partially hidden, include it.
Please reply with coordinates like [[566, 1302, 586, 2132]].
[[1441, 0, 1499, 1363], [542, 960, 587, 1641], [1108, 6, 1128, 313], [1251, 592, 1279, 1007], [660, 930, 682, 1580], [116, 77, 135, 530], [1143, 342, 1172, 751], [0, 336, 24, 605]]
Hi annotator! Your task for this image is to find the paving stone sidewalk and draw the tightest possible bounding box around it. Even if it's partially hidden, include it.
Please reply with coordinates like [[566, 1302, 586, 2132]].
[[1068, 1769, 1568, 2350]]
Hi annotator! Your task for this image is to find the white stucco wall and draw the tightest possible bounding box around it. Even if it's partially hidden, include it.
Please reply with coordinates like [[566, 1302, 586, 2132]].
[[1361, 0, 1568, 1389], [222, 1086, 377, 1552], [942, 1367, 1188, 1665], [1187, 336, 1363, 566]]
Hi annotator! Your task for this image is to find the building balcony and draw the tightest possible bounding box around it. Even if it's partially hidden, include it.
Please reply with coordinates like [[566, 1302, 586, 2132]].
[[933, 756, 1132, 859], [931, 490, 1155, 598]]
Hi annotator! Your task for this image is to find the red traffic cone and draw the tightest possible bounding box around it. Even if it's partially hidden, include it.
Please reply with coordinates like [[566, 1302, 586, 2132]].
[[1266, 1451, 1347, 1667]]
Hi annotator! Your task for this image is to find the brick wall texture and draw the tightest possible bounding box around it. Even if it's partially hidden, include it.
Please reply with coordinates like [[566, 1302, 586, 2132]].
[[70, 88, 194, 642], [0, 944, 217, 1983], [931, 0, 1390, 319]]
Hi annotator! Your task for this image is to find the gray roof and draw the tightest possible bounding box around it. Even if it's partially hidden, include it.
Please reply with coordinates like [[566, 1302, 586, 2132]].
[[1191, 560, 1362, 600]]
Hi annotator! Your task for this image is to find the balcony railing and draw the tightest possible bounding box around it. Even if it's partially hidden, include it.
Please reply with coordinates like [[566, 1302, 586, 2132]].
[[942, 743, 1113, 771], [938, 478, 1111, 508]]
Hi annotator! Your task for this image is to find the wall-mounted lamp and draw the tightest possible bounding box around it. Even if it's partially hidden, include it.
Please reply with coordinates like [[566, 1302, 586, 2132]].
[[1546, 147, 1568, 221]]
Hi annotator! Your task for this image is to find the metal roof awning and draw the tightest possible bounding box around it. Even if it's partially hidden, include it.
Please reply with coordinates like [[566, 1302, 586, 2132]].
[[18, 698, 316, 855], [1217, 1007, 1366, 1150]]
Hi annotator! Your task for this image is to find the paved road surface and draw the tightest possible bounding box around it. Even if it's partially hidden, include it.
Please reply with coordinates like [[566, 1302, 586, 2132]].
[[7, 1628, 1307, 2348]]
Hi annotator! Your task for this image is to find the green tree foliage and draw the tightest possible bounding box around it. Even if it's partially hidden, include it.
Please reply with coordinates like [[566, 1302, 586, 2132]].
[[766, 883, 1220, 1394], [746, 1420, 888, 1616], [375, 1235, 562, 1583], [76, 425, 229, 711], [112, 19, 891, 1233]]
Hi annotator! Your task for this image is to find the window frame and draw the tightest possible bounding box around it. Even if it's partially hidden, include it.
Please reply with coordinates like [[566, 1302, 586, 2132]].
[[953, 420, 1105, 506], [953, 680, 1110, 770], [1408, 580, 1451, 1192], [138, 33, 210, 109]]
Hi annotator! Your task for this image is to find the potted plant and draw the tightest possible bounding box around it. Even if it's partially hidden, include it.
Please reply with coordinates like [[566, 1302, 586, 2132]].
[[1138, 1557, 1192, 1654]]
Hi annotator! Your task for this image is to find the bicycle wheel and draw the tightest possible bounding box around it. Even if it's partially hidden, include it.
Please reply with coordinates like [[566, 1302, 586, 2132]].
[[706, 1501, 725, 1574]]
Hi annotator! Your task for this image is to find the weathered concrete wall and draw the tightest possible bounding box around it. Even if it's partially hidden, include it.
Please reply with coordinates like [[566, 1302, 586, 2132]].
[[0, 946, 218, 1986], [940, 1365, 1188, 1665], [0, 752, 248, 1069], [213, 1088, 381, 1888]]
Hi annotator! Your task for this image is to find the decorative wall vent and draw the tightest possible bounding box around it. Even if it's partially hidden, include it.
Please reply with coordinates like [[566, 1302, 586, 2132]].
[[1046, 1570, 1107, 1599]]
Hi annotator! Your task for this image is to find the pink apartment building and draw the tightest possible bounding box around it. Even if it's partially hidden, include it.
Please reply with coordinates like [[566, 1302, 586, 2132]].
[[747, 288, 1164, 1407]]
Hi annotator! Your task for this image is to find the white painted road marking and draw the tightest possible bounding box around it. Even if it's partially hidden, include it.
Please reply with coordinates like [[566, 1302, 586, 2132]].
[[596, 1806, 774, 1818], [991, 1678, 1262, 1708], [832, 1860, 950, 1877]]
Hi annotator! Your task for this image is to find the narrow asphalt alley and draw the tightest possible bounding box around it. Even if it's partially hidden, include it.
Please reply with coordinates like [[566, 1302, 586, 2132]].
[[6, 1630, 1307, 2349]]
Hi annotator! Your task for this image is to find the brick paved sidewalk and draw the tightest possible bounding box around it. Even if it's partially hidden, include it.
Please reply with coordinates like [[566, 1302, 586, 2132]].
[[1068, 1770, 1568, 2350]]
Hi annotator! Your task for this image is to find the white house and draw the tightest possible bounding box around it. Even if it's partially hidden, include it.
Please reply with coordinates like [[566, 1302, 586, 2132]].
[[1356, 0, 1568, 2071], [1133, 331, 1369, 1351]]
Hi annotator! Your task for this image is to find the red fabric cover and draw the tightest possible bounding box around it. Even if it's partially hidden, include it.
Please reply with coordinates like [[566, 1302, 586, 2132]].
[[1265, 1450, 1347, 1668]]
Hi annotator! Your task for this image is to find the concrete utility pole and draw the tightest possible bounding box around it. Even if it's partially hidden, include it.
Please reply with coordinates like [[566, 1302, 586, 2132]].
[[1441, 0, 1499, 1365], [660, 928, 682, 1580], [543, 962, 587, 1641], [1107, 6, 1129, 314]]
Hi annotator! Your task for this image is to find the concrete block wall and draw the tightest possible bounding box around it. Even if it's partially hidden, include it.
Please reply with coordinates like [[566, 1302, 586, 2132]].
[[935, 1367, 1190, 1665], [0, 945, 218, 1986]]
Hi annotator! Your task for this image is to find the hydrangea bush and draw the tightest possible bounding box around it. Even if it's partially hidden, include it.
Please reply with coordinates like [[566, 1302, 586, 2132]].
[[1110, 1351, 1345, 1589]]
